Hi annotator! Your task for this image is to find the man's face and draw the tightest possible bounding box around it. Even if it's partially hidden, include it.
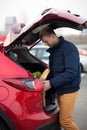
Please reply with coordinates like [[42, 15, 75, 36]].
[[41, 34, 56, 48]]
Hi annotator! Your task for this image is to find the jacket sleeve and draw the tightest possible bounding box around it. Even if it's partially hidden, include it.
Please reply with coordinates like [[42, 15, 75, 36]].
[[50, 47, 80, 89]]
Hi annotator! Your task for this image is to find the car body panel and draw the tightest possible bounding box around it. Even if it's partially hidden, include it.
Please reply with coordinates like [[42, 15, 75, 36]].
[[0, 52, 32, 78], [0, 87, 59, 130]]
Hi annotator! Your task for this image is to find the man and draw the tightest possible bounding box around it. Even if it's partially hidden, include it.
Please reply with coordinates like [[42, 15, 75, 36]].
[[39, 26, 81, 130]]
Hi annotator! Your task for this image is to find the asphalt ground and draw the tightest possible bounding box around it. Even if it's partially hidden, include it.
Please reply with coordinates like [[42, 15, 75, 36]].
[[74, 73, 87, 130]]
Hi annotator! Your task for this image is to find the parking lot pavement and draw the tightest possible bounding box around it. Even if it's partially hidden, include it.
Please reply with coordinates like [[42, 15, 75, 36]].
[[74, 73, 87, 130], [60, 73, 87, 130]]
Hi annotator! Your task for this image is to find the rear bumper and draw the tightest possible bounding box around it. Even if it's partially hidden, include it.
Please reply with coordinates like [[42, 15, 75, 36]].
[[1, 89, 60, 130]]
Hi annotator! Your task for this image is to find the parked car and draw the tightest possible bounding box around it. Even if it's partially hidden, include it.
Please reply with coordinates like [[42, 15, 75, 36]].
[[29, 45, 87, 73], [79, 48, 87, 56], [0, 8, 87, 130], [79, 49, 87, 72], [29, 44, 49, 64]]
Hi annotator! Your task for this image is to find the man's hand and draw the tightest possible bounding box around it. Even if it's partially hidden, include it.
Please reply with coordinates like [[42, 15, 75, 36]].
[[42, 80, 51, 91]]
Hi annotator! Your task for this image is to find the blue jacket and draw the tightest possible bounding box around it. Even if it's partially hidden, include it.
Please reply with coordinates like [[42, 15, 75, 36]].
[[47, 37, 81, 95]]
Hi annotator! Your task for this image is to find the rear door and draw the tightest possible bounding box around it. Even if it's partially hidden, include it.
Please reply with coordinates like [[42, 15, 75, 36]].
[[4, 8, 87, 51]]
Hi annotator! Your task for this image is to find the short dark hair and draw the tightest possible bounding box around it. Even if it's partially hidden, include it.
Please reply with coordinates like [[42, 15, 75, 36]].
[[39, 26, 55, 39]]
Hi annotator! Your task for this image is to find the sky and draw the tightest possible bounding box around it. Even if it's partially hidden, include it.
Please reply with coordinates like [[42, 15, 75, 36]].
[[0, 0, 87, 31]]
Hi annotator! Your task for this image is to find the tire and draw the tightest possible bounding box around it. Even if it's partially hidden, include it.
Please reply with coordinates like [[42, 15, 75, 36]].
[[80, 63, 84, 73], [0, 120, 9, 130]]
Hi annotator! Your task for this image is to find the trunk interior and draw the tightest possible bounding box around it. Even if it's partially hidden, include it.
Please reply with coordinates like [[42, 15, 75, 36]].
[[7, 46, 47, 73]]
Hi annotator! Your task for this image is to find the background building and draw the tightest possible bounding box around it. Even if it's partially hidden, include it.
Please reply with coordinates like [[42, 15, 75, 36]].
[[5, 16, 17, 35]]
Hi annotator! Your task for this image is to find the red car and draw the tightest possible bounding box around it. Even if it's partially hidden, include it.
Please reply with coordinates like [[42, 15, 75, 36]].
[[0, 36, 6, 44], [0, 8, 87, 130]]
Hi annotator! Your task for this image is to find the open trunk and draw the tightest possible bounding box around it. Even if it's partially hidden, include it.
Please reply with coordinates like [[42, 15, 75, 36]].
[[7, 45, 47, 73], [7, 45, 57, 112]]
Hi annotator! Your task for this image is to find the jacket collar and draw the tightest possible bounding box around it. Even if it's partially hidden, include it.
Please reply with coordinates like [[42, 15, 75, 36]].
[[47, 36, 64, 54]]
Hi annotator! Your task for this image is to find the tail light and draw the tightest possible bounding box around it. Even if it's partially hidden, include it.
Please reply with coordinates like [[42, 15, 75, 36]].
[[3, 78, 43, 92]]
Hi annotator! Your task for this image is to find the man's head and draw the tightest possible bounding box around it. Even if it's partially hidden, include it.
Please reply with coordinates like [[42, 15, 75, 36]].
[[39, 27, 59, 47]]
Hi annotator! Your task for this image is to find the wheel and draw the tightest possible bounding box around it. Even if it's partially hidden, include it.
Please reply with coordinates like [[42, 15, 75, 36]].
[[80, 63, 84, 73], [0, 120, 8, 130]]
